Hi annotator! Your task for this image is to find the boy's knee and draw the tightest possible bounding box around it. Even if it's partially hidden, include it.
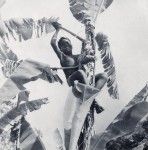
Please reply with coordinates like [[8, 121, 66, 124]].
[[77, 70, 85, 77], [95, 73, 107, 81], [67, 70, 87, 86], [77, 70, 88, 84], [95, 73, 107, 90]]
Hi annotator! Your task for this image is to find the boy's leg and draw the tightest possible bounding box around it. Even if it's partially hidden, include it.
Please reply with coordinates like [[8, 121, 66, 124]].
[[68, 70, 88, 87], [68, 70, 88, 98], [95, 73, 107, 90], [93, 73, 107, 114]]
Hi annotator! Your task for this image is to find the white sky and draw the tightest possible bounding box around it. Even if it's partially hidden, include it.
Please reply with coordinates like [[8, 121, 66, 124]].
[[1, 0, 148, 149]]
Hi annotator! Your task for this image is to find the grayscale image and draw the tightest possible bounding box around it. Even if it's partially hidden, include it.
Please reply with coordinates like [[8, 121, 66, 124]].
[[0, 0, 148, 149]]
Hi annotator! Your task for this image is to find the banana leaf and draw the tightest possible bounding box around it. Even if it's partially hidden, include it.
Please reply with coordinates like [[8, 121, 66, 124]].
[[0, 42, 18, 62], [69, 0, 113, 24], [95, 32, 119, 99], [54, 129, 64, 150], [19, 117, 46, 150], [63, 82, 101, 150], [0, 98, 48, 134], [0, 17, 58, 43], [89, 83, 148, 150], [0, 59, 62, 105]]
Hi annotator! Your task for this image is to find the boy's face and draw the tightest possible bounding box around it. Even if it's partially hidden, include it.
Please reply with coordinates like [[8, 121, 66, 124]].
[[60, 39, 72, 55]]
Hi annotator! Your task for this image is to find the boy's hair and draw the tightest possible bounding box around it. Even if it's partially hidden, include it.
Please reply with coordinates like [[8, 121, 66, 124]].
[[58, 37, 72, 49]]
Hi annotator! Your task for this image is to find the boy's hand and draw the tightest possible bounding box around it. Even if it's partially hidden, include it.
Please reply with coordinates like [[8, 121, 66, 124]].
[[52, 21, 62, 30], [95, 32, 108, 49]]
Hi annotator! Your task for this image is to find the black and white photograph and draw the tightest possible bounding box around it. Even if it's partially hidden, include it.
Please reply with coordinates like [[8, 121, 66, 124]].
[[0, 0, 148, 149]]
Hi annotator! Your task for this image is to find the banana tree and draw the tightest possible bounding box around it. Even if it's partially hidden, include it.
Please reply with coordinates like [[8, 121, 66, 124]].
[[68, 0, 117, 149]]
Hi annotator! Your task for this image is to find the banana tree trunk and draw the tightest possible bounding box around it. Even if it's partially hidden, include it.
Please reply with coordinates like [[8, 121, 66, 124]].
[[78, 21, 96, 150]]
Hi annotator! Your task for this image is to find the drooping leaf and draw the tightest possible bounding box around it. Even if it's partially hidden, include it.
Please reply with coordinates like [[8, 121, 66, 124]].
[[95, 32, 119, 99], [0, 59, 62, 105]]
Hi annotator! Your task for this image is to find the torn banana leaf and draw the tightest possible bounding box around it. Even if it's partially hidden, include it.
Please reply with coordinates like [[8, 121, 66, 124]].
[[95, 33, 119, 99], [0, 17, 58, 43], [0, 98, 49, 134], [0, 59, 62, 104], [69, 0, 113, 24]]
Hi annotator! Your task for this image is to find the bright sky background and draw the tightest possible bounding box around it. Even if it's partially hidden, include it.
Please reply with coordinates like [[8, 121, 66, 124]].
[[0, 0, 148, 149]]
